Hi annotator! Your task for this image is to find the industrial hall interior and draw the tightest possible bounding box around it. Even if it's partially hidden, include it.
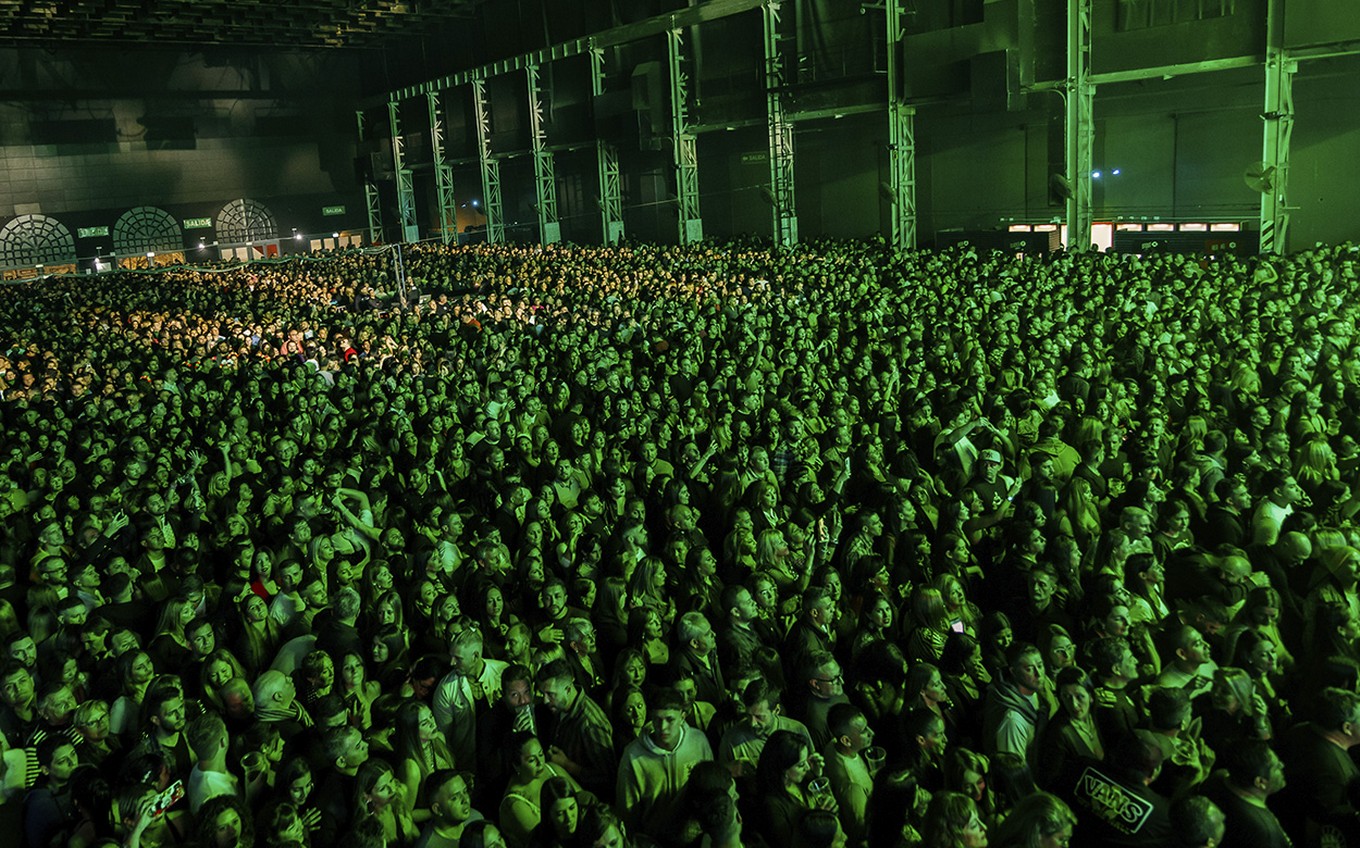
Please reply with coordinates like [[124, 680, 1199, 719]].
[[1, 2, 1360, 848]]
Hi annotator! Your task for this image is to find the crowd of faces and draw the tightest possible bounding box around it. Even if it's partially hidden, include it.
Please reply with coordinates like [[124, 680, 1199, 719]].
[[1, 238, 1359, 848]]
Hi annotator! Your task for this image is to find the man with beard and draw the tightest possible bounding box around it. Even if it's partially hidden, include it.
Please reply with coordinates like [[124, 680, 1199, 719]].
[[718, 679, 812, 780], [536, 658, 615, 800]]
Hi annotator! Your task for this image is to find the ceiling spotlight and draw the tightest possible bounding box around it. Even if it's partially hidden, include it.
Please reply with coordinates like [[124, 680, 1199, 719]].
[[1092, 170, 1102, 179]]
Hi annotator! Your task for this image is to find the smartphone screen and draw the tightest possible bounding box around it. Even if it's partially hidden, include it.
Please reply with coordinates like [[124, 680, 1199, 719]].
[[153, 780, 186, 818]]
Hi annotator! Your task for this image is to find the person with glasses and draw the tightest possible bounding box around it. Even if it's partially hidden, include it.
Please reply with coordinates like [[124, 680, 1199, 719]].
[[791, 651, 849, 753], [73, 698, 121, 771]]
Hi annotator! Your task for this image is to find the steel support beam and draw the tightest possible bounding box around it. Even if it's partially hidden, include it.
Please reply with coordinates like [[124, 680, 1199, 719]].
[[357, 109, 383, 244], [428, 91, 457, 245], [1065, 0, 1095, 251], [1259, 0, 1294, 255], [526, 64, 562, 245], [388, 0, 765, 101], [590, 49, 625, 245], [762, 1, 797, 247], [388, 99, 419, 243], [885, 0, 916, 249], [472, 78, 505, 245], [668, 29, 703, 244], [1086, 55, 1258, 86]]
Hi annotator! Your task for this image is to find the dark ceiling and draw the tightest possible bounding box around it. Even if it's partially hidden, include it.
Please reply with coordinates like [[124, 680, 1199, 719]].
[[0, 0, 487, 49]]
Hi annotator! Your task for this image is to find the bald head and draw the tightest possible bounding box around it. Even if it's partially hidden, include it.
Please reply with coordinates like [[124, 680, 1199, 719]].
[[1278, 531, 1312, 562]]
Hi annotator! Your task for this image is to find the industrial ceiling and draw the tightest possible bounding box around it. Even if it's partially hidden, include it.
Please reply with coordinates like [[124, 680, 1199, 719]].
[[0, 0, 486, 49]]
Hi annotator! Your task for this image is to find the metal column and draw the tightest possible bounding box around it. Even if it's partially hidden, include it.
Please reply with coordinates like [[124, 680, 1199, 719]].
[[591, 49, 625, 245], [667, 29, 703, 244], [762, 1, 797, 247], [388, 100, 419, 243], [526, 64, 562, 245], [471, 78, 505, 244], [885, 0, 916, 250], [1259, 0, 1294, 255], [356, 110, 383, 244], [1065, 0, 1095, 251], [428, 91, 457, 245]]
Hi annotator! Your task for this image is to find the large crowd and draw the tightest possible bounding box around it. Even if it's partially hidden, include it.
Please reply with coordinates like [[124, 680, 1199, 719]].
[[1, 236, 1359, 848]]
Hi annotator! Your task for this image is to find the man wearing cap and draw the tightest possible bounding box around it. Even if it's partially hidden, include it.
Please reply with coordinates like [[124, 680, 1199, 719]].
[[966, 448, 1019, 518]]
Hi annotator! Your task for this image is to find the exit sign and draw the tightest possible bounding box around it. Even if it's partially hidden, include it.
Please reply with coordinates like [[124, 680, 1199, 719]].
[[322, 205, 346, 216], [77, 226, 109, 238], [184, 217, 213, 229]]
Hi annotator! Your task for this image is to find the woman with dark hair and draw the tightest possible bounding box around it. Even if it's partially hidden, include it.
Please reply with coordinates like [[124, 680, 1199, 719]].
[[592, 576, 630, 655], [499, 732, 583, 848], [850, 591, 896, 660], [944, 748, 997, 828], [605, 647, 648, 712], [458, 820, 510, 848], [625, 606, 669, 668], [867, 768, 927, 848], [988, 753, 1039, 823], [473, 581, 517, 661], [752, 729, 833, 847], [196, 794, 255, 848], [978, 612, 1013, 681], [257, 801, 310, 847], [393, 701, 456, 823], [906, 587, 953, 665], [795, 808, 846, 848], [353, 758, 419, 847], [65, 765, 116, 848], [337, 650, 381, 730], [108, 650, 155, 744], [609, 685, 647, 749], [673, 761, 739, 848], [147, 595, 195, 670], [938, 631, 989, 734], [277, 757, 323, 833], [988, 791, 1076, 848], [1124, 553, 1169, 628], [1233, 585, 1295, 671], [1200, 667, 1272, 753], [233, 592, 279, 677], [922, 790, 988, 848], [904, 662, 958, 742], [1035, 666, 1104, 789], [370, 624, 411, 691], [1227, 626, 1291, 722], [525, 777, 583, 848]]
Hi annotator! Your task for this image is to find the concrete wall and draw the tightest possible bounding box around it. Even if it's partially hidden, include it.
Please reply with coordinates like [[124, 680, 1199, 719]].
[[0, 46, 366, 261]]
